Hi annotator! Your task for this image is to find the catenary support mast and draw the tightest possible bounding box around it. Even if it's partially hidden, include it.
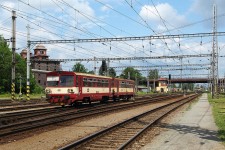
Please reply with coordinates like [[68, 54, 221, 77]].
[[26, 25, 30, 100], [212, 4, 219, 99], [11, 11, 16, 100]]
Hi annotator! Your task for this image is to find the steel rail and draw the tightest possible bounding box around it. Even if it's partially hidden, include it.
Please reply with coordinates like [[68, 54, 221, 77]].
[[59, 94, 200, 150], [0, 94, 182, 137], [0, 103, 52, 112], [0, 94, 174, 126], [118, 94, 200, 149]]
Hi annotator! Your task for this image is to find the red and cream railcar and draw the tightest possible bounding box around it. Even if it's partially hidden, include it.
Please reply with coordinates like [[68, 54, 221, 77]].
[[45, 71, 134, 106]]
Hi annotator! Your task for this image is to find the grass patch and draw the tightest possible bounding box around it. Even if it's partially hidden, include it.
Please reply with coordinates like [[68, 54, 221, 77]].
[[208, 93, 225, 143], [136, 91, 157, 96], [0, 93, 45, 99]]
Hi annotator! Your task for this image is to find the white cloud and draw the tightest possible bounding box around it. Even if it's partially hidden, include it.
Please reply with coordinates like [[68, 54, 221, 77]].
[[190, 0, 225, 28], [0, 0, 97, 49], [139, 3, 187, 32], [101, 4, 112, 12]]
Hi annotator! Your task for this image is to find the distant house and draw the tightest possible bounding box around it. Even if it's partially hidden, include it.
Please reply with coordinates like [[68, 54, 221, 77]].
[[137, 85, 148, 93], [156, 78, 168, 93], [20, 44, 61, 87]]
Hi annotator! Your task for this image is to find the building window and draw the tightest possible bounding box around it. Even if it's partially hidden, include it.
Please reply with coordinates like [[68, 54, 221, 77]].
[[38, 80, 40, 83], [40, 50, 44, 54]]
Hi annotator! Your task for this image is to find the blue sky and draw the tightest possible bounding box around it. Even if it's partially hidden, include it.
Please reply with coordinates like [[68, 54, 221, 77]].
[[1, 0, 225, 78]]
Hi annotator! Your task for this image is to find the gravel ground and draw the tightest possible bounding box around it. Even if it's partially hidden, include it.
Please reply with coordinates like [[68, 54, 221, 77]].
[[0, 100, 173, 150], [141, 93, 225, 150]]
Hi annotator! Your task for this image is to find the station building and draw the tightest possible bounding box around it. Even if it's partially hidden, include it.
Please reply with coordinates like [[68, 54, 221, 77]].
[[155, 78, 168, 93], [20, 44, 61, 87]]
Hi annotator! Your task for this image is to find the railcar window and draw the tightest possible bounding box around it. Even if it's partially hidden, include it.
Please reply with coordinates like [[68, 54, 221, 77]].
[[46, 76, 59, 87], [89, 81, 93, 87], [92, 78, 97, 87], [104, 80, 109, 87], [87, 78, 92, 87], [47, 81, 58, 86], [97, 79, 102, 87], [60, 76, 74, 86], [120, 81, 126, 88], [126, 82, 129, 88], [83, 78, 88, 87], [127, 82, 132, 88]]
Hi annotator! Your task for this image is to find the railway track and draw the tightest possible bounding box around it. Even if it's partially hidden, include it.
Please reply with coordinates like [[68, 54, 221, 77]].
[[0, 94, 182, 126], [59, 93, 200, 150], [0, 103, 53, 112], [0, 94, 183, 137], [0, 99, 47, 107]]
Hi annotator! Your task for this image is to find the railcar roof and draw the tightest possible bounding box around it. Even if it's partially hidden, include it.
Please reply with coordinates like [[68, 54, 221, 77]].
[[47, 71, 134, 82], [75, 72, 112, 79]]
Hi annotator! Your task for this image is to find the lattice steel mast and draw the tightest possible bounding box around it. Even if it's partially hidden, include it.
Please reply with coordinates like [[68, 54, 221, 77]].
[[212, 4, 219, 99]]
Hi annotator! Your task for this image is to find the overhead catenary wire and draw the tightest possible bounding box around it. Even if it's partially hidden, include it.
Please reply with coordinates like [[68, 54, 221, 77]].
[[1, 1, 224, 77], [58, 0, 152, 61], [13, 1, 148, 61]]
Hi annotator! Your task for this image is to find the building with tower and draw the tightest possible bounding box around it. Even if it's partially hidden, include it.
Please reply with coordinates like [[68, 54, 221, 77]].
[[20, 44, 61, 87]]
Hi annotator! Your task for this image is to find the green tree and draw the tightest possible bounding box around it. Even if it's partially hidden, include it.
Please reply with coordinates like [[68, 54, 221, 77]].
[[87, 70, 95, 74], [108, 67, 116, 78], [99, 60, 107, 76], [0, 35, 41, 94], [182, 83, 194, 91], [72, 62, 87, 73], [148, 69, 159, 79], [0, 36, 12, 93], [120, 67, 142, 81]]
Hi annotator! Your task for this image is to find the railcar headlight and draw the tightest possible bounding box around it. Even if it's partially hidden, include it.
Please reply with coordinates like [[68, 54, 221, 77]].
[[45, 89, 52, 94], [67, 89, 74, 93]]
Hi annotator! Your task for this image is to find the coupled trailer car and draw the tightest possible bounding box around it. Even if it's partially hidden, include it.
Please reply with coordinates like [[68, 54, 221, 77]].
[[45, 71, 135, 106]]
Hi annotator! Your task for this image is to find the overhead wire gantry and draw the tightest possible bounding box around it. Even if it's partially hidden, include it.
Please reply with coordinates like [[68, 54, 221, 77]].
[[27, 31, 223, 99]]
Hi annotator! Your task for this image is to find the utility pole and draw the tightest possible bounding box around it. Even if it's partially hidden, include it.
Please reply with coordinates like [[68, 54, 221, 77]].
[[26, 25, 30, 100], [94, 56, 96, 75], [147, 72, 150, 93], [107, 58, 110, 76], [135, 73, 138, 93], [180, 58, 183, 92], [19, 75, 22, 100], [11, 11, 16, 101], [212, 4, 219, 99], [153, 70, 156, 92]]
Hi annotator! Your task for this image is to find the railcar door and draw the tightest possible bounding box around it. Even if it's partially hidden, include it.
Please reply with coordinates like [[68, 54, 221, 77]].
[[109, 79, 111, 96], [116, 80, 119, 96], [77, 75, 82, 99]]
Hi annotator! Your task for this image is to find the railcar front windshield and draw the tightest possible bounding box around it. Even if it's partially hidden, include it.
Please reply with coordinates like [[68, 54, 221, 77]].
[[47, 75, 74, 87], [59, 75, 74, 86], [47, 76, 59, 87]]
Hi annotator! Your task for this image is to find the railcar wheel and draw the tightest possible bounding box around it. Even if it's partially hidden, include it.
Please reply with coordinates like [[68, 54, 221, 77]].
[[113, 96, 116, 102], [88, 99, 91, 105], [72, 102, 81, 108], [126, 97, 130, 101], [101, 96, 108, 103]]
